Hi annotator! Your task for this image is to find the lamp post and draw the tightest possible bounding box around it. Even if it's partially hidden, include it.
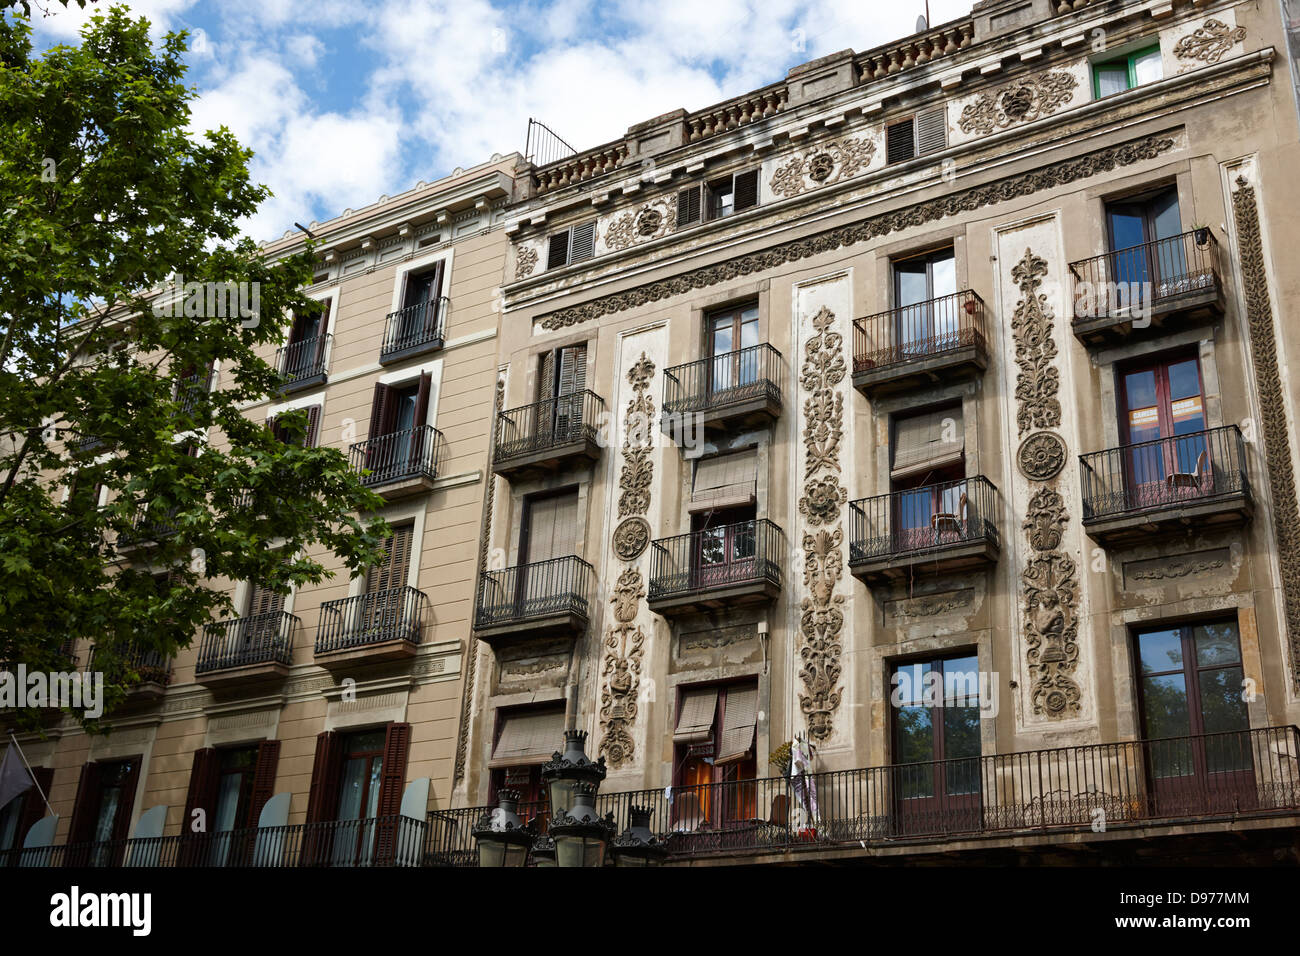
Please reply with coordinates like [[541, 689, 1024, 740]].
[[609, 805, 668, 867], [470, 789, 533, 867], [548, 781, 616, 867], [539, 728, 606, 817]]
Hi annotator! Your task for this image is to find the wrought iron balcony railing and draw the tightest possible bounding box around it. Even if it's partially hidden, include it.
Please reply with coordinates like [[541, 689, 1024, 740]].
[[173, 369, 213, 416], [647, 519, 784, 602], [661, 343, 784, 417], [1079, 425, 1249, 522], [494, 390, 604, 465], [196, 611, 297, 674], [6, 814, 427, 868], [426, 725, 1300, 865], [85, 643, 172, 687], [117, 503, 180, 546], [849, 476, 1000, 563], [381, 297, 448, 361], [349, 424, 444, 487], [853, 289, 986, 372], [474, 555, 594, 631], [275, 333, 331, 386], [317, 586, 427, 654], [1069, 228, 1220, 323]]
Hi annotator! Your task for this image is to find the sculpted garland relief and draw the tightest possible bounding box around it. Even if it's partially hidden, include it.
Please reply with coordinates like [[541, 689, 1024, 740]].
[[603, 198, 677, 252], [958, 71, 1078, 135], [600, 353, 657, 766], [797, 307, 847, 741], [539, 135, 1176, 331], [1010, 249, 1082, 720], [1173, 19, 1247, 65]]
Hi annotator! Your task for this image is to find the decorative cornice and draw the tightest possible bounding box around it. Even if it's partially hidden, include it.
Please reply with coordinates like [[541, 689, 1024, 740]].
[[538, 134, 1176, 331]]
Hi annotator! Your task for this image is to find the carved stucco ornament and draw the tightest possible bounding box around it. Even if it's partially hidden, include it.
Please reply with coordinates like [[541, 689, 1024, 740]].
[[1009, 249, 1062, 437], [1173, 19, 1247, 65], [958, 71, 1078, 135], [797, 307, 848, 741], [1017, 431, 1067, 480], [603, 198, 676, 252], [769, 135, 876, 198], [599, 353, 657, 766], [539, 135, 1176, 331], [515, 245, 538, 278], [1232, 176, 1300, 691]]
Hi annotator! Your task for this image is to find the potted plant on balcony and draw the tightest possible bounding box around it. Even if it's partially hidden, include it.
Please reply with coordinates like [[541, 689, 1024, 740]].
[[1193, 223, 1211, 247]]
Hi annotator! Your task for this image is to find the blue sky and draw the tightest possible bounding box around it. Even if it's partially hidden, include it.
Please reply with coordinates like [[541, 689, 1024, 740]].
[[29, 0, 973, 241]]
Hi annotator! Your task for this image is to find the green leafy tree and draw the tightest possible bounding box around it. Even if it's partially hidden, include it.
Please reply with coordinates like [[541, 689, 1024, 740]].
[[0, 7, 390, 728]]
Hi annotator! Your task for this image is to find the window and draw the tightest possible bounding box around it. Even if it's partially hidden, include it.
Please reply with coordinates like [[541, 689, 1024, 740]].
[[394, 263, 445, 348], [671, 682, 759, 828], [303, 724, 411, 865], [68, 758, 140, 866], [1134, 619, 1255, 812], [891, 654, 982, 833], [1105, 186, 1188, 292], [706, 303, 759, 392], [489, 705, 565, 828], [677, 168, 759, 228], [521, 490, 579, 566], [891, 405, 966, 551], [535, 343, 588, 441], [1093, 44, 1163, 97], [367, 373, 433, 479], [885, 107, 947, 164], [270, 404, 321, 448], [1119, 353, 1208, 498], [546, 221, 596, 269], [206, 746, 256, 864], [283, 298, 330, 378], [893, 247, 957, 355], [690, 448, 758, 514], [181, 740, 280, 865]]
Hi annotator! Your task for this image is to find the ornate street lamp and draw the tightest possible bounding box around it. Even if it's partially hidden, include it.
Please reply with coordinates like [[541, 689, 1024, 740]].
[[540, 728, 606, 815], [609, 805, 668, 867], [471, 790, 533, 867], [529, 833, 556, 868], [548, 781, 615, 867]]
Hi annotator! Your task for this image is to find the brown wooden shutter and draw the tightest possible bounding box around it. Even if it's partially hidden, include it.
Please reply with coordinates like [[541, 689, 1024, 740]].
[[268, 414, 286, 444], [374, 722, 412, 864], [569, 221, 596, 263], [413, 372, 432, 428], [677, 185, 702, 227], [546, 230, 569, 269], [369, 383, 393, 437], [109, 758, 141, 844], [182, 748, 221, 833], [367, 523, 414, 593], [313, 300, 331, 363], [303, 405, 321, 448], [17, 767, 53, 844], [304, 731, 344, 824], [886, 118, 916, 164], [247, 582, 285, 618], [67, 761, 102, 844], [916, 107, 948, 156], [247, 739, 281, 828], [536, 350, 556, 403], [733, 169, 759, 211]]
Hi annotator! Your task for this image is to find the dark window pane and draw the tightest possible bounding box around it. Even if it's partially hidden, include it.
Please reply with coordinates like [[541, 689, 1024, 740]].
[[1197, 667, 1249, 735], [1194, 622, 1241, 666], [1141, 673, 1190, 739], [1137, 629, 1183, 674]]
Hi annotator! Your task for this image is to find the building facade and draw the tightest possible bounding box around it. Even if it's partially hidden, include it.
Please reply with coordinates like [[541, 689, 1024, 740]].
[[4, 0, 1300, 868], [459, 0, 1300, 864]]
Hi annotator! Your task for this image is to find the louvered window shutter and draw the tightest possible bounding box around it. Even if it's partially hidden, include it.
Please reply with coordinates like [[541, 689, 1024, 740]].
[[247, 739, 281, 828], [370, 383, 393, 437], [733, 169, 760, 211], [179, 748, 221, 862], [304, 405, 321, 448], [368, 524, 414, 593], [414, 372, 432, 428], [886, 118, 917, 164], [569, 221, 596, 263], [304, 731, 344, 825], [677, 185, 702, 227], [247, 581, 285, 618], [916, 107, 948, 155], [547, 230, 570, 269], [557, 345, 586, 396], [374, 722, 413, 864], [536, 350, 556, 402], [67, 762, 102, 844], [268, 414, 286, 444], [313, 302, 330, 363], [109, 760, 141, 844]]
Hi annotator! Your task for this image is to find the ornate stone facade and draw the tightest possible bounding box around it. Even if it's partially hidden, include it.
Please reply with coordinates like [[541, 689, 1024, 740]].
[[797, 307, 847, 741], [768, 135, 876, 198], [603, 199, 676, 251], [538, 135, 1176, 331], [515, 245, 538, 278], [958, 71, 1078, 135]]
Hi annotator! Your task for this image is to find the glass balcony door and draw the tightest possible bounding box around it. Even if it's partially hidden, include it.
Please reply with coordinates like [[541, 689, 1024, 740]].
[[708, 305, 759, 395], [1120, 356, 1209, 508], [894, 249, 956, 357]]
